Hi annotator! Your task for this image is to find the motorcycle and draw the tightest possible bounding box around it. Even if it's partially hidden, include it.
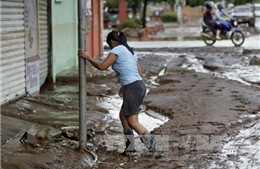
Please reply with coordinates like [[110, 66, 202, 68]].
[[201, 19, 245, 46]]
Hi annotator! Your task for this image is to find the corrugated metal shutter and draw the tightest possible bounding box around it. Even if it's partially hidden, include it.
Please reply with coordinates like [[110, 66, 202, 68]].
[[0, 0, 26, 104], [39, 0, 49, 85]]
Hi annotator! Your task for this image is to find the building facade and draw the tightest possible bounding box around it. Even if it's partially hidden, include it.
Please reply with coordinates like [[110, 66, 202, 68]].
[[0, 0, 103, 105], [1, 0, 50, 104]]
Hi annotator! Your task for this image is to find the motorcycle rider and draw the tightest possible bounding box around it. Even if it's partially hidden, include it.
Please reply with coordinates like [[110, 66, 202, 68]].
[[203, 1, 221, 39], [215, 2, 233, 22]]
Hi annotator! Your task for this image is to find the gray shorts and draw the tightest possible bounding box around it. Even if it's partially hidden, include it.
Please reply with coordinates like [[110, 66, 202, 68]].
[[122, 80, 146, 117]]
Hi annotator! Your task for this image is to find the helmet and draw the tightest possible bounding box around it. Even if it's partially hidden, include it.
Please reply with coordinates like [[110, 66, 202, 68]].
[[205, 1, 215, 10], [217, 2, 224, 9]]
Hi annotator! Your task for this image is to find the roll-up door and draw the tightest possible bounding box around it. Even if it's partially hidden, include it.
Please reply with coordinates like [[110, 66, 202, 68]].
[[0, 0, 26, 104], [38, 0, 49, 85]]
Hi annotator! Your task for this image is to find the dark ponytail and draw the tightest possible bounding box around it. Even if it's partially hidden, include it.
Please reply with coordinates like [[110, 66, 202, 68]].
[[118, 32, 134, 55], [106, 30, 134, 55]]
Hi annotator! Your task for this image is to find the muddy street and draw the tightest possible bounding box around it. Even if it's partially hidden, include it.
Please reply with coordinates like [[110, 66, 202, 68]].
[[1, 46, 260, 169]]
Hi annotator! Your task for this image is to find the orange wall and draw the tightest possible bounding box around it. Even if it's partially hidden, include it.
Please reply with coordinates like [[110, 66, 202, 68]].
[[86, 0, 102, 58], [119, 1, 127, 24]]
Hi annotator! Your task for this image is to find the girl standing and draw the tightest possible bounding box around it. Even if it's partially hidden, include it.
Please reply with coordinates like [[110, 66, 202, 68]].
[[78, 31, 156, 155]]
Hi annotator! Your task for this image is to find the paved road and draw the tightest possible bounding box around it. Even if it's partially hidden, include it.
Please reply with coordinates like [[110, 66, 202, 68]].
[[127, 35, 260, 50], [104, 17, 260, 50]]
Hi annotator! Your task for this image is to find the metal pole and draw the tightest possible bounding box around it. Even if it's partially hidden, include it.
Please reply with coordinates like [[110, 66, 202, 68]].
[[78, 0, 87, 150]]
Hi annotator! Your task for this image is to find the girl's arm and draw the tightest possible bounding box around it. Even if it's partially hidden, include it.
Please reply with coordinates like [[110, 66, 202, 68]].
[[137, 61, 143, 76], [78, 49, 117, 71]]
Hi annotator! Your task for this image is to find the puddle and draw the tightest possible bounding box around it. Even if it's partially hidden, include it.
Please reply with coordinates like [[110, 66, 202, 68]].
[[209, 112, 260, 169], [181, 54, 211, 74], [97, 65, 169, 133], [97, 93, 169, 154], [146, 66, 167, 89], [181, 54, 260, 86], [98, 95, 169, 133], [100, 51, 171, 133]]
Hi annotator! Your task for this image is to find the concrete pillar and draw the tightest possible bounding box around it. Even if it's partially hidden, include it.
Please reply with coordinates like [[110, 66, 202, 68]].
[[119, 0, 127, 24]]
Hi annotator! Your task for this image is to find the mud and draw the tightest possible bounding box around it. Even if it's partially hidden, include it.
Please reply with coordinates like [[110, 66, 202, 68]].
[[1, 47, 260, 169]]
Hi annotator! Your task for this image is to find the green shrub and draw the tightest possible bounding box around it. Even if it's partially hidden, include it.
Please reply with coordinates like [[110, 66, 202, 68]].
[[160, 11, 178, 22], [117, 18, 142, 31]]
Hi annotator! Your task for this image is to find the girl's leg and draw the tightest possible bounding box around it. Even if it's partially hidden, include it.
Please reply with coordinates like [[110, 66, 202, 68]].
[[126, 114, 156, 152], [119, 107, 130, 130], [119, 108, 135, 153], [125, 114, 146, 135]]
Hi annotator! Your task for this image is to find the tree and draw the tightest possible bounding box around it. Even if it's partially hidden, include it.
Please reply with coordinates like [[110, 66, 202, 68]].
[[186, 0, 205, 7], [141, 0, 176, 28], [232, 0, 254, 5], [154, 0, 175, 5], [142, 0, 149, 28], [126, 0, 140, 17], [103, 0, 185, 29]]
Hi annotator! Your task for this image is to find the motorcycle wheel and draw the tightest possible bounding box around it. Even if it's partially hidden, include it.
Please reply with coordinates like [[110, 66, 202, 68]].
[[231, 31, 245, 47], [202, 31, 216, 46]]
